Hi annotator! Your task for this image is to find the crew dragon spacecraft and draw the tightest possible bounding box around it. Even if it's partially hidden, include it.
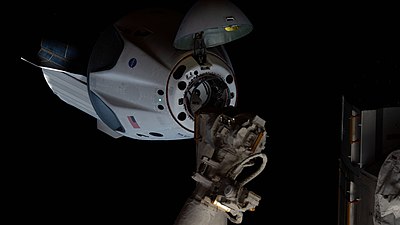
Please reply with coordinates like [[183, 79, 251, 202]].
[[22, 0, 254, 141], [21, 0, 268, 224]]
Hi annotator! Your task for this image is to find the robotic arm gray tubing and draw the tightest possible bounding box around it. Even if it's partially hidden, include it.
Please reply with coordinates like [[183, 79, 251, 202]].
[[229, 153, 268, 186]]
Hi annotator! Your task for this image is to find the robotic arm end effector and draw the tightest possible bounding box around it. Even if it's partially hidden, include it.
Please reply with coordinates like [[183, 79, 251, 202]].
[[184, 108, 269, 224]]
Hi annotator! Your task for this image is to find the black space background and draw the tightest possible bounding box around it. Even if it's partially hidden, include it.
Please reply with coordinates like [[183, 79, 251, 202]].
[[9, 1, 400, 224]]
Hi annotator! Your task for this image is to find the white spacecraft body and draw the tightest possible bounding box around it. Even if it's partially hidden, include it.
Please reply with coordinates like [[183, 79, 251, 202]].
[[22, 0, 253, 141], [374, 150, 400, 225], [338, 98, 400, 225]]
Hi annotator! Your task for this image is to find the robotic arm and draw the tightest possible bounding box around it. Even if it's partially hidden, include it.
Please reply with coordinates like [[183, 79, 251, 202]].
[[174, 108, 268, 225]]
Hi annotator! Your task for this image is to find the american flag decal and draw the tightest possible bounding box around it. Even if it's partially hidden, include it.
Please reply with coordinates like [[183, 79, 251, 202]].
[[127, 115, 140, 128]]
